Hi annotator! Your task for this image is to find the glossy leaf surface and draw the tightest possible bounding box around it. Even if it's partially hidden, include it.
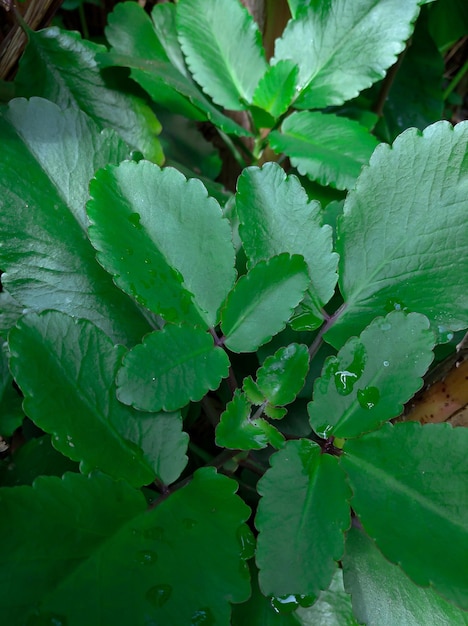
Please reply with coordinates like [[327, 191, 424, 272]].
[[343, 526, 468, 626], [221, 254, 310, 353], [256, 439, 351, 596], [0, 97, 150, 346], [329, 121, 468, 347], [177, 0, 267, 109], [117, 324, 230, 412], [252, 60, 298, 120], [0, 468, 251, 625], [342, 422, 468, 610], [269, 111, 379, 190], [308, 311, 435, 439], [0, 342, 23, 437], [273, 0, 421, 108], [257, 343, 309, 407], [88, 161, 236, 328]]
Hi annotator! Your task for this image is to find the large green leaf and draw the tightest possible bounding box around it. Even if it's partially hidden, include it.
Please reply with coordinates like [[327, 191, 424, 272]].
[[221, 254, 310, 353], [0, 342, 23, 437], [88, 161, 236, 328], [328, 121, 468, 347], [117, 324, 230, 412], [308, 311, 434, 439], [0, 468, 252, 625], [273, 0, 421, 108], [256, 439, 351, 597], [236, 163, 338, 329], [15, 26, 163, 163], [9, 311, 188, 487], [269, 111, 379, 190], [343, 526, 468, 626], [177, 0, 267, 110], [341, 422, 468, 610], [0, 97, 150, 346]]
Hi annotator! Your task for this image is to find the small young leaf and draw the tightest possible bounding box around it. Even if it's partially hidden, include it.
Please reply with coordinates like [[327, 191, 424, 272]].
[[252, 60, 298, 120], [308, 311, 435, 439], [88, 161, 236, 328], [328, 121, 468, 347], [242, 376, 265, 405], [221, 254, 310, 353], [343, 526, 468, 626], [269, 111, 379, 190], [273, 0, 421, 108], [236, 163, 338, 328], [257, 343, 309, 407], [0, 468, 251, 625], [256, 439, 351, 597], [177, 0, 267, 109], [117, 324, 230, 412], [341, 422, 468, 610]]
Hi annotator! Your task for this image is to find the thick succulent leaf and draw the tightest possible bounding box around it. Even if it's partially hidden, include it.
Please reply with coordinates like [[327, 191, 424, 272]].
[[117, 324, 230, 412], [257, 343, 310, 406], [343, 526, 468, 626], [8, 311, 188, 487], [88, 161, 236, 328], [252, 60, 298, 120], [269, 111, 379, 190], [177, 0, 267, 110], [308, 311, 435, 439], [0, 342, 23, 437], [341, 422, 468, 610], [0, 468, 252, 625], [328, 121, 468, 347], [215, 390, 285, 451], [236, 163, 338, 327], [0, 97, 150, 346], [15, 26, 163, 163], [256, 439, 351, 596], [273, 0, 421, 108], [221, 254, 310, 353]]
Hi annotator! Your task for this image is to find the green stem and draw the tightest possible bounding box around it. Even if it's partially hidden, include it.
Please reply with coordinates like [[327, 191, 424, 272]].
[[308, 304, 346, 359], [78, 2, 90, 40], [443, 58, 468, 101], [188, 441, 213, 464]]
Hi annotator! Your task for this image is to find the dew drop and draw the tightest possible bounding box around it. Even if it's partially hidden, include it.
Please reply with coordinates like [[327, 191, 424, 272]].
[[334, 342, 366, 396], [316, 424, 333, 439], [270, 594, 299, 614], [135, 550, 158, 566], [296, 593, 316, 608], [357, 386, 380, 410], [383, 360, 389, 367], [191, 608, 215, 625], [146, 584, 172, 608], [128, 212, 142, 229]]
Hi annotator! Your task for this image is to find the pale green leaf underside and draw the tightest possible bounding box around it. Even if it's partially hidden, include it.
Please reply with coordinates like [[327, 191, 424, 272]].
[[117, 324, 230, 412], [256, 439, 351, 596], [0, 468, 251, 625], [177, 0, 267, 109], [257, 343, 310, 406], [269, 111, 379, 190], [342, 422, 468, 610], [308, 311, 435, 439], [273, 0, 421, 108], [328, 120, 468, 348]]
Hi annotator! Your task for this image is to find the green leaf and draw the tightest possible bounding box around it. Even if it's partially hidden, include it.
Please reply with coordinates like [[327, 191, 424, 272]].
[[257, 343, 310, 406], [343, 525, 468, 626], [117, 324, 230, 412], [0, 342, 23, 437], [0, 289, 24, 337], [88, 161, 236, 328], [221, 254, 310, 353], [0, 97, 150, 346], [269, 111, 379, 190], [273, 0, 421, 108], [341, 422, 468, 610], [236, 163, 338, 329], [252, 60, 298, 120], [15, 26, 163, 163], [0, 468, 251, 625], [256, 439, 351, 597], [177, 0, 267, 110], [328, 121, 468, 347], [308, 311, 435, 439], [215, 390, 285, 451], [9, 311, 188, 487]]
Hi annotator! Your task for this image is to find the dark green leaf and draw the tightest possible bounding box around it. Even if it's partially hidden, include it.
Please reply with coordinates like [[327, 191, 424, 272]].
[[117, 324, 230, 412], [256, 439, 351, 596], [0, 97, 150, 346], [88, 161, 236, 328], [341, 422, 468, 610], [269, 111, 379, 190], [257, 343, 309, 407], [0, 468, 251, 624], [273, 0, 421, 108], [222, 254, 310, 353], [0, 342, 23, 437], [308, 311, 435, 439], [252, 60, 298, 120], [428, 0, 468, 51], [0, 289, 24, 336], [343, 525, 468, 626], [328, 121, 468, 347]]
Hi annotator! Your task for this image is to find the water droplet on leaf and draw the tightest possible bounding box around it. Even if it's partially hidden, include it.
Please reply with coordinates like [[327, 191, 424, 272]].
[[191, 608, 215, 625], [270, 594, 300, 614], [357, 386, 380, 410], [128, 212, 142, 229], [334, 342, 366, 395], [146, 584, 172, 607], [136, 550, 158, 566], [383, 360, 389, 367], [237, 524, 255, 560]]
